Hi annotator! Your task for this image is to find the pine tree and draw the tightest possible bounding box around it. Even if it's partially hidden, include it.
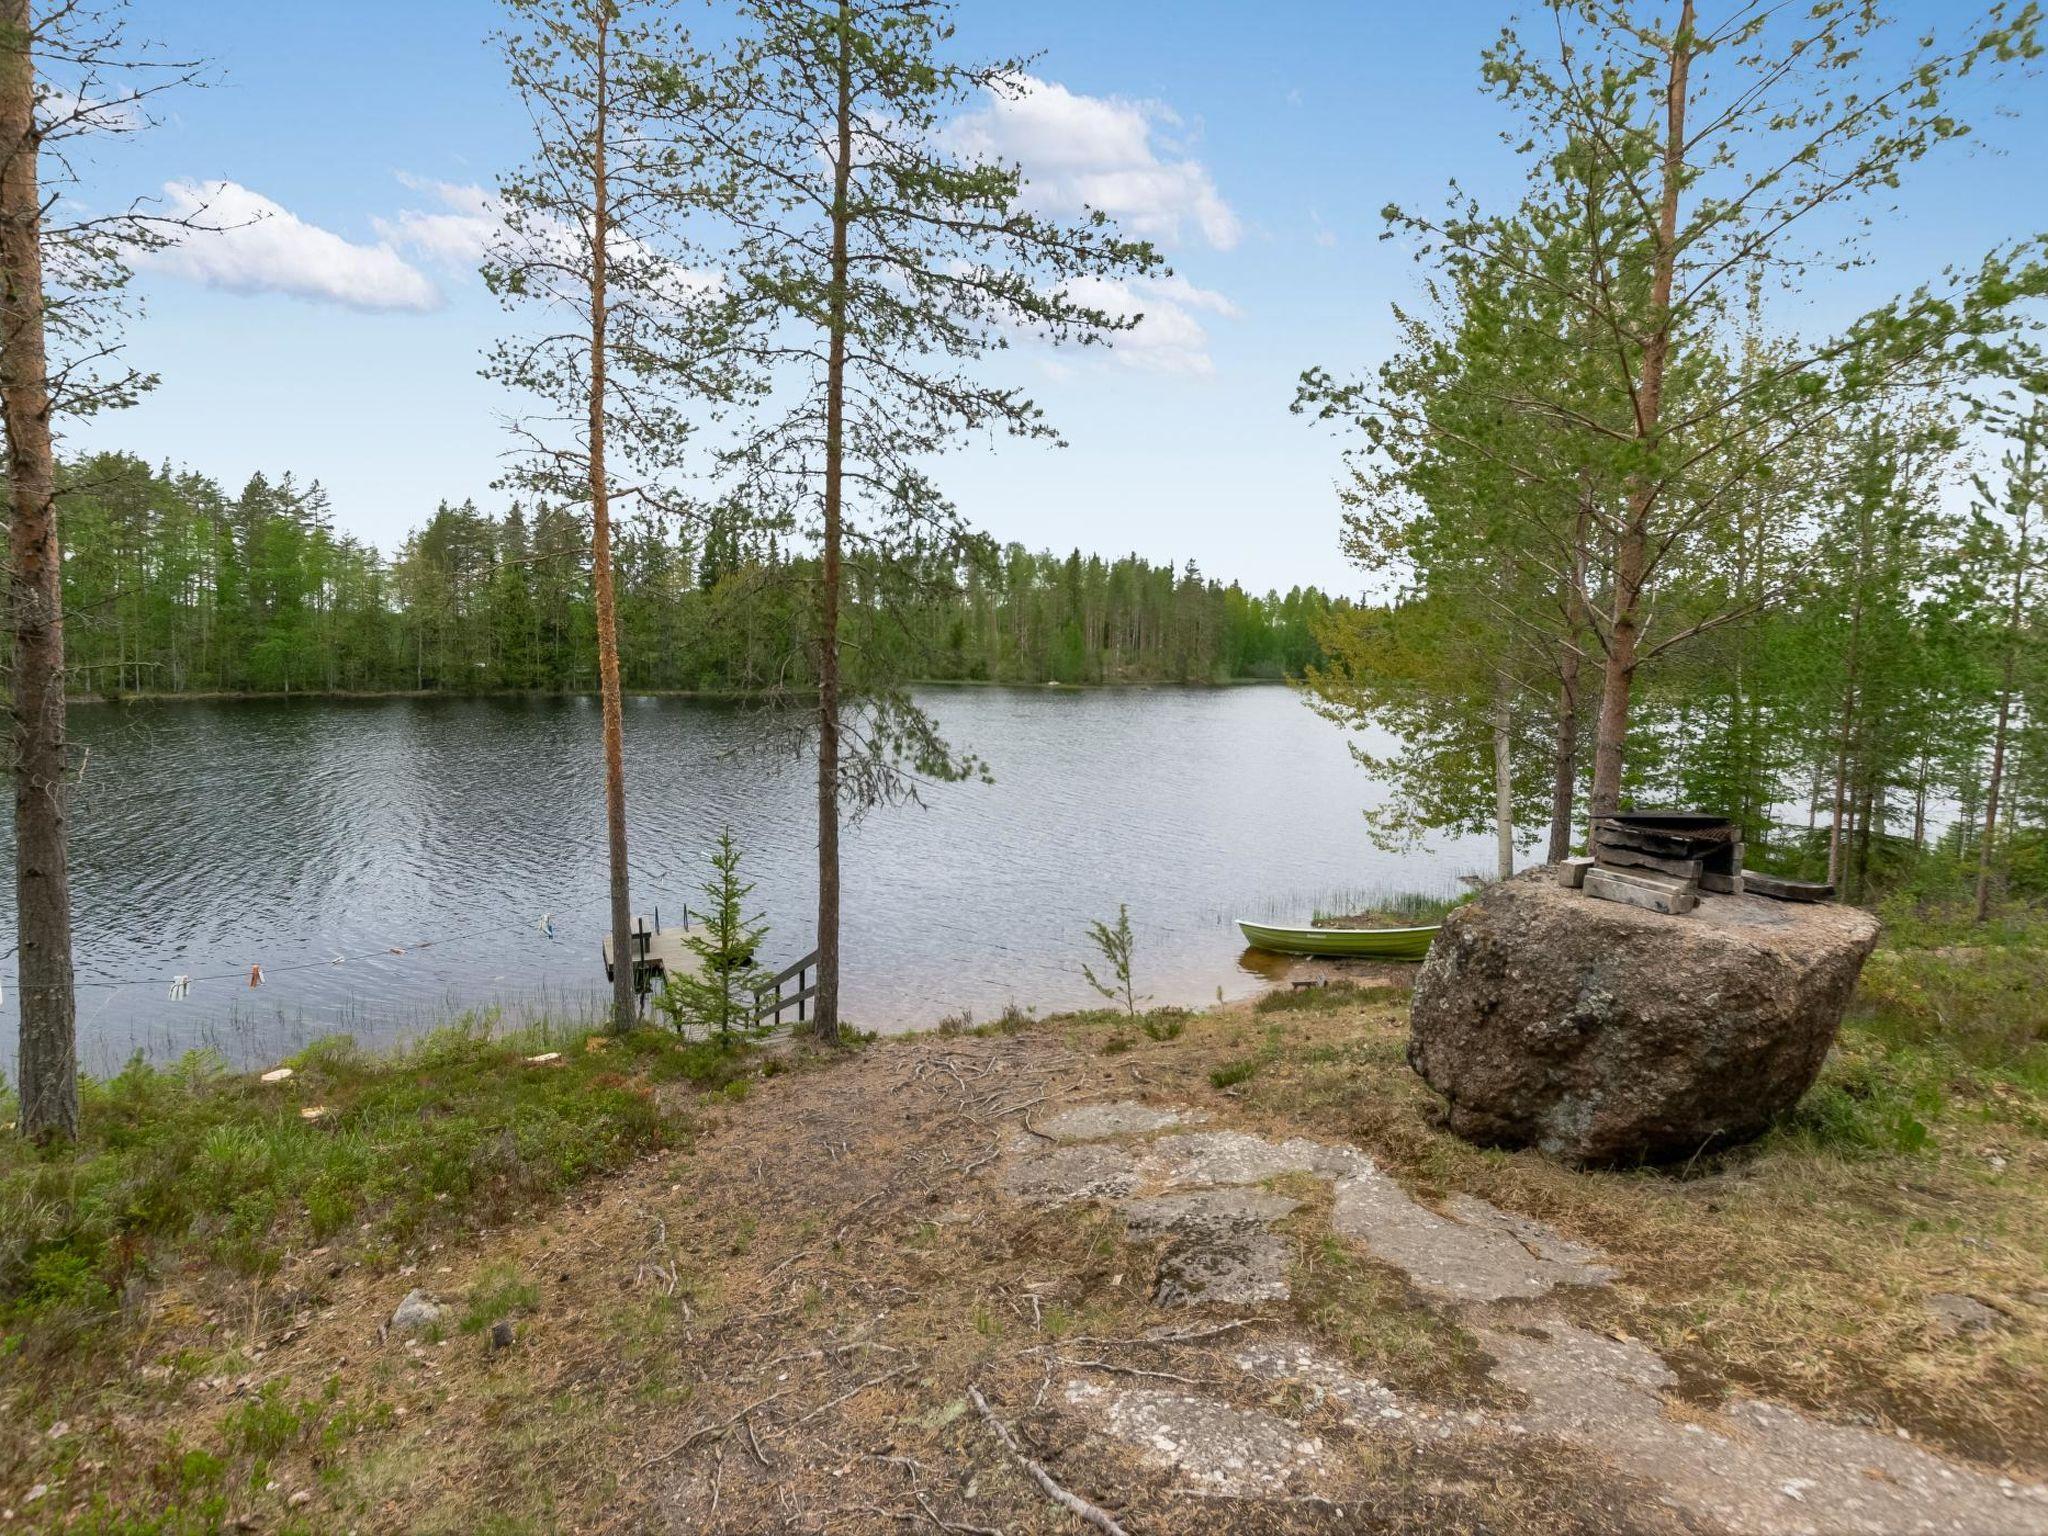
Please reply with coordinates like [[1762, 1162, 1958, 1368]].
[[658, 828, 774, 1045], [694, 0, 1162, 1040], [486, 0, 744, 1032]]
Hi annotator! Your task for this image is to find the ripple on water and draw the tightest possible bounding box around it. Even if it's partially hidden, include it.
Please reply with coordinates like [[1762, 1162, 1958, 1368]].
[[3, 689, 1490, 1070]]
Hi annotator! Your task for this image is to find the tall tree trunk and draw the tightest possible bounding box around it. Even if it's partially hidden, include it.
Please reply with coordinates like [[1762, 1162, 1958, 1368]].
[[1828, 514, 1872, 889], [1588, 0, 1692, 821], [1546, 492, 1590, 861], [1492, 668, 1515, 881], [2, 2, 79, 1142], [1977, 682, 2015, 921], [1852, 779, 1876, 902], [1976, 419, 2035, 923], [587, 10, 635, 1032], [811, 0, 853, 1043]]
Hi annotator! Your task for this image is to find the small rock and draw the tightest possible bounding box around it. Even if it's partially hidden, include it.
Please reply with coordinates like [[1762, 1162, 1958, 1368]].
[[299, 1105, 329, 1121], [525, 1052, 562, 1066], [259, 1067, 293, 1084], [388, 1289, 446, 1336], [1927, 1293, 2006, 1336], [24, 1485, 46, 1505], [489, 1319, 515, 1351], [288, 1490, 312, 1508]]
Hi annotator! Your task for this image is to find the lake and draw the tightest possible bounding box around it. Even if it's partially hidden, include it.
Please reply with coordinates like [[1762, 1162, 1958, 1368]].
[[1, 687, 1495, 1072]]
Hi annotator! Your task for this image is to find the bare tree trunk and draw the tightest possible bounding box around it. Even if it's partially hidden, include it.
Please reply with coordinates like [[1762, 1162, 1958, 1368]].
[[811, 0, 853, 1043], [1976, 421, 2035, 923], [1589, 0, 1692, 821], [2, 1, 79, 1141], [587, 10, 634, 1032], [1546, 658, 1579, 862], [1589, 531, 1644, 821], [1492, 669, 1514, 882], [1828, 515, 1871, 889], [1546, 492, 1590, 861]]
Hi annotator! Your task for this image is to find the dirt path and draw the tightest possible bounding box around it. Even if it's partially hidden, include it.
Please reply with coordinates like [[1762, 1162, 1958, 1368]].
[[51, 1004, 2048, 1534]]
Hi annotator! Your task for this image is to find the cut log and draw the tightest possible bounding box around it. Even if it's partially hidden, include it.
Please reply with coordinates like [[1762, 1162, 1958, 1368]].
[[1554, 856, 1596, 889], [1699, 872, 1745, 896], [1743, 872, 1834, 904], [1584, 867, 1698, 916], [1600, 811, 1741, 841], [1593, 843, 1704, 883], [1595, 824, 1719, 860]]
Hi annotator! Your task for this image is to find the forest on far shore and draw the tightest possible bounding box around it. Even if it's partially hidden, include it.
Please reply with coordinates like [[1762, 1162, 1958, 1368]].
[[57, 452, 1339, 698]]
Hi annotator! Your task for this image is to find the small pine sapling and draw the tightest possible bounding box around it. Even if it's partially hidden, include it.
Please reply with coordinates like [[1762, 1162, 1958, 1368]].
[[658, 829, 774, 1045], [1081, 905, 1145, 1018]]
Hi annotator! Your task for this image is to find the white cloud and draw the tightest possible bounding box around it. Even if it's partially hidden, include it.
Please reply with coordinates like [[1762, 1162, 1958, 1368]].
[[1061, 272, 1240, 378], [380, 175, 722, 309], [1310, 210, 1338, 249], [375, 174, 500, 267], [952, 74, 1241, 252], [145, 180, 440, 313]]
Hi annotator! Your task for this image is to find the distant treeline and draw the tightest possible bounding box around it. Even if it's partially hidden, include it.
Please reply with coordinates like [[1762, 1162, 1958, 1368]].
[[55, 453, 1338, 697]]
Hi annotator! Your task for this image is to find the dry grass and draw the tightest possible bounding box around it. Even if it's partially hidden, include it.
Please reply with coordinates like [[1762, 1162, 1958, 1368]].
[[1095, 978, 2048, 1471], [3, 955, 2042, 1532]]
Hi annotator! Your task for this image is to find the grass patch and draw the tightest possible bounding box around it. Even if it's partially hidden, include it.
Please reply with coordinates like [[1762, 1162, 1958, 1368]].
[[1254, 980, 1407, 1015], [460, 1262, 541, 1336], [1139, 1009, 1187, 1041], [1209, 1057, 1263, 1089], [1310, 888, 1468, 926], [1289, 1228, 1492, 1401], [0, 1018, 721, 1354]]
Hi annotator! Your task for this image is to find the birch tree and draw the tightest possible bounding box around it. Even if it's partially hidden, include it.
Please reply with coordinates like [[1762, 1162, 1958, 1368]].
[[695, 0, 1160, 1040], [486, 0, 743, 1032]]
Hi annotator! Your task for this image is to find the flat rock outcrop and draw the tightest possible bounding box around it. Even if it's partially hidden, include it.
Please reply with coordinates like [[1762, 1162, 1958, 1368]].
[[1408, 870, 1880, 1162]]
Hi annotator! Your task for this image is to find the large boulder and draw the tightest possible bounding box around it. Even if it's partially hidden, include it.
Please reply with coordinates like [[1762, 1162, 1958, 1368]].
[[1408, 871, 1879, 1163]]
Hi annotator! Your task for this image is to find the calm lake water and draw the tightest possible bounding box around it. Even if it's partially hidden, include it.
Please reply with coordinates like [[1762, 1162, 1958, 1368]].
[[2, 687, 1494, 1073]]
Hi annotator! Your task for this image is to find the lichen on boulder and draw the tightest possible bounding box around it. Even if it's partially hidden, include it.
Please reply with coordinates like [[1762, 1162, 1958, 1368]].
[[1407, 870, 1879, 1163]]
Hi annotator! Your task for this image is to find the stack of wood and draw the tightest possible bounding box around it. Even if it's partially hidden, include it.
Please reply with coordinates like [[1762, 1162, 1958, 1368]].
[[1558, 811, 1835, 915]]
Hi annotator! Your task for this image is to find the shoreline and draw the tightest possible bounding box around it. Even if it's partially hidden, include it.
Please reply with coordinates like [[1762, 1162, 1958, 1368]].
[[68, 675, 1299, 707]]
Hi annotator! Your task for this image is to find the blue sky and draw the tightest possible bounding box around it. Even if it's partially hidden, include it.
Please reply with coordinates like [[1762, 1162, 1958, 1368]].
[[63, 1, 2048, 594]]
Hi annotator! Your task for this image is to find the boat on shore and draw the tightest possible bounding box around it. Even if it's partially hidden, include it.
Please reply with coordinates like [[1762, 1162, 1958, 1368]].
[[1236, 917, 1440, 961]]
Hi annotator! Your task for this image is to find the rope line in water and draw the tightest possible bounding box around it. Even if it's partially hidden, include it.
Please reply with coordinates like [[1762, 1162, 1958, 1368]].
[[14, 888, 629, 995]]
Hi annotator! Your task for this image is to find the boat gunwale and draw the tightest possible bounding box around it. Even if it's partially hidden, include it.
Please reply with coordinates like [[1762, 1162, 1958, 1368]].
[[1235, 918, 1441, 939]]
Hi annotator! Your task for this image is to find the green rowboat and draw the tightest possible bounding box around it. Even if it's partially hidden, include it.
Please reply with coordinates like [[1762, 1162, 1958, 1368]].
[[1237, 918, 1439, 961]]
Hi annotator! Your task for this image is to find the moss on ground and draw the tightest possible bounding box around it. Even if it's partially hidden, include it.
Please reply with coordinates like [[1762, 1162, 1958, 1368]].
[[0, 1021, 756, 1358]]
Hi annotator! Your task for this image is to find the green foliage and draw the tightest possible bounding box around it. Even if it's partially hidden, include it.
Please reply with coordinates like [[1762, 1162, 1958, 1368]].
[[0, 1022, 687, 1349], [1299, 0, 2048, 894], [1080, 905, 1144, 1017], [223, 1379, 322, 1457], [1768, 914, 2048, 1156], [58, 449, 1333, 697], [655, 829, 776, 1045]]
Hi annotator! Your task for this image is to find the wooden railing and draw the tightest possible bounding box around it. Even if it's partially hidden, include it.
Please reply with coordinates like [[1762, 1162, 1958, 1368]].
[[753, 948, 820, 1027]]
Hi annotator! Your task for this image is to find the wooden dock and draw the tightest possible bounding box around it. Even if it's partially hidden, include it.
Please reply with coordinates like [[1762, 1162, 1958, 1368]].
[[601, 915, 818, 1032], [601, 918, 705, 991]]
